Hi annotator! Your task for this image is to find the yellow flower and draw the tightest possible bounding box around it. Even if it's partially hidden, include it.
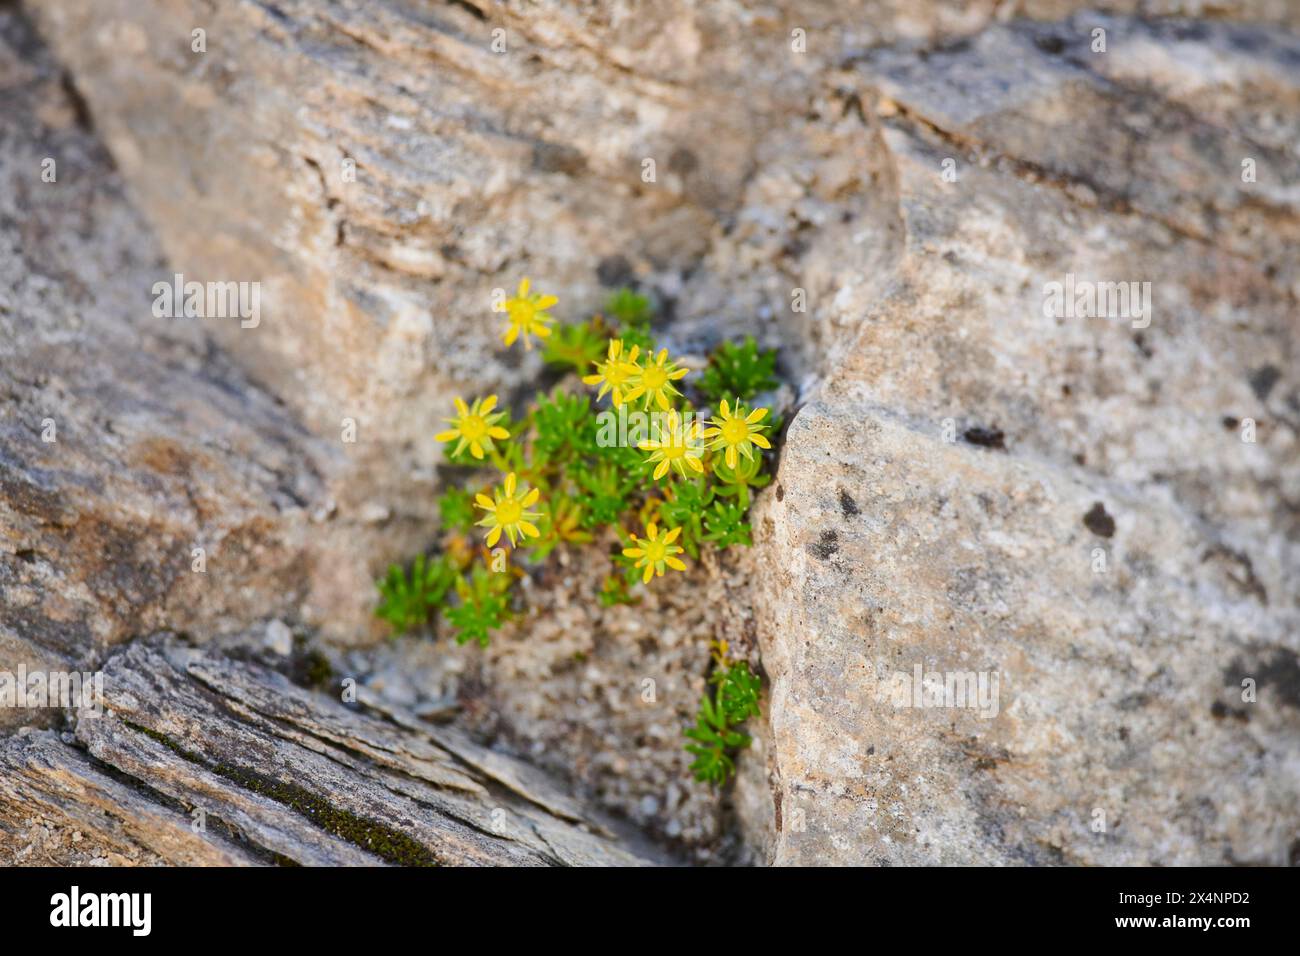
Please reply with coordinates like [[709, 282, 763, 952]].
[[703, 397, 771, 469], [638, 408, 705, 481], [622, 521, 688, 584], [623, 347, 688, 411], [501, 277, 557, 350], [582, 339, 641, 406], [436, 395, 510, 460], [475, 472, 542, 548]]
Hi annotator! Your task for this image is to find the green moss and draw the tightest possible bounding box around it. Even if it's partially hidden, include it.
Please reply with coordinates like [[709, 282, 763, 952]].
[[298, 648, 335, 690], [124, 720, 437, 866]]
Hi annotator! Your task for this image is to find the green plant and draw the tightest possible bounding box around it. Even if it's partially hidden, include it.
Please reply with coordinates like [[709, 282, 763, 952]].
[[532, 388, 597, 465], [598, 571, 638, 607], [444, 564, 512, 647], [684, 646, 763, 785], [543, 317, 609, 373], [605, 287, 652, 327], [711, 658, 763, 723], [380, 280, 783, 788], [605, 287, 654, 350], [702, 500, 752, 549], [574, 460, 637, 527], [528, 496, 592, 561], [711, 452, 771, 510], [438, 487, 478, 535], [375, 555, 456, 635], [657, 478, 714, 559], [684, 692, 750, 787], [698, 335, 777, 403]]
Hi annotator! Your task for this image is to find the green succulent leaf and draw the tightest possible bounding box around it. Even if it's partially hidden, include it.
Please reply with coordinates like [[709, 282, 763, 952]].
[[443, 564, 512, 647], [543, 318, 610, 373], [711, 451, 771, 510], [437, 487, 478, 535], [683, 656, 762, 786], [702, 499, 753, 549], [374, 554, 456, 635], [711, 659, 763, 723], [698, 335, 777, 403]]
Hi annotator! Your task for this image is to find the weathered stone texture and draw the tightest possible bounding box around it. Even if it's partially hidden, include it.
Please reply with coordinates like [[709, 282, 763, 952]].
[[738, 14, 1300, 865]]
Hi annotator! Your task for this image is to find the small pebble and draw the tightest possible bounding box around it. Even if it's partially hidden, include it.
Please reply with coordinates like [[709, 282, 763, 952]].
[[264, 619, 293, 656]]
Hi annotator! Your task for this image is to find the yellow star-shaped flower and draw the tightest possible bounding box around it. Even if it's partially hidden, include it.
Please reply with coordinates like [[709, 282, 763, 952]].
[[475, 472, 542, 548], [501, 277, 557, 350], [436, 394, 510, 460], [703, 397, 771, 469], [622, 521, 688, 584]]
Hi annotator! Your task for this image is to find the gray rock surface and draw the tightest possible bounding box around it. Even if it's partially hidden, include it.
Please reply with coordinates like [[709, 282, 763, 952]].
[[0, 638, 663, 865], [0, 5, 337, 734], [736, 14, 1300, 864]]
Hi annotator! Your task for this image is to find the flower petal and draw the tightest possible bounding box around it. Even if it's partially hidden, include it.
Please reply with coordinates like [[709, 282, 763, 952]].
[[435, 429, 459, 442], [687, 456, 705, 473], [664, 527, 681, 543], [470, 441, 484, 459], [488, 426, 510, 440], [454, 397, 469, 417], [642, 565, 654, 584], [486, 526, 502, 547], [665, 557, 687, 571], [522, 488, 540, 506], [653, 460, 670, 480], [747, 407, 769, 423], [480, 395, 498, 414], [517, 521, 540, 538], [751, 434, 772, 449], [726, 445, 738, 469], [623, 548, 645, 558], [504, 473, 517, 495], [475, 494, 496, 510]]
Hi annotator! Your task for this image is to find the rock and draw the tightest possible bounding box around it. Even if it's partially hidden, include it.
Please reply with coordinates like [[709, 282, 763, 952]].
[[263, 620, 294, 657], [25, 0, 814, 632], [0, 2, 446, 657], [736, 15, 1300, 864], [0, 639, 666, 866], [0, 5, 335, 719]]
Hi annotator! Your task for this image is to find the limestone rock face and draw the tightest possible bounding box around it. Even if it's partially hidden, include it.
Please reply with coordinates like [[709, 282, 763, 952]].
[[738, 16, 1300, 865], [0, 4, 335, 719]]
